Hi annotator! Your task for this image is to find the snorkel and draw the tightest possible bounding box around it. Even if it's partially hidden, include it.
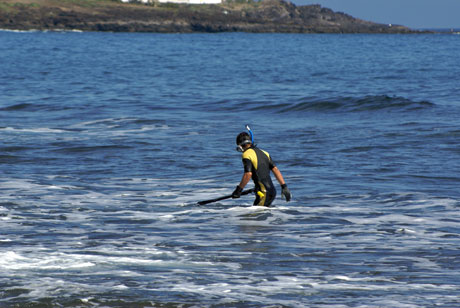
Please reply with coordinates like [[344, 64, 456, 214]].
[[246, 124, 254, 144]]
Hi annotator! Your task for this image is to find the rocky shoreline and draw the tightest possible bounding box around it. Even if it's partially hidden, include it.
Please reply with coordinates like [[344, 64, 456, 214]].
[[0, 0, 420, 33]]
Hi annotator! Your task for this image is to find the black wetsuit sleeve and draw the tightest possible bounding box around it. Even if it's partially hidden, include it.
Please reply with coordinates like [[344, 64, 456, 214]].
[[243, 158, 252, 173], [268, 156, 276, 170]]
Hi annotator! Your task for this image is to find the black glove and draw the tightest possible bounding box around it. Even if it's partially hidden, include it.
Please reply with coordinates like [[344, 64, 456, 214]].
[[232, 186, 243, 199], [281, 184, 291, 202]]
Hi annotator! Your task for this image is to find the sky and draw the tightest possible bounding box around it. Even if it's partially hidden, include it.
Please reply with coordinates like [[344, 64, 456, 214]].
[[292, 0, 460, 29]]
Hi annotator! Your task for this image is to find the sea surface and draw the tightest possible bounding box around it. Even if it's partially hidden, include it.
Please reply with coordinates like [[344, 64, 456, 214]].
[[0, 31, 459, 307]]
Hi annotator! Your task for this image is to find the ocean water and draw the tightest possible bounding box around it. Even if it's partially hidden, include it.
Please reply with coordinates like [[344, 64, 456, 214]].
[[0, 31, 459, 307]]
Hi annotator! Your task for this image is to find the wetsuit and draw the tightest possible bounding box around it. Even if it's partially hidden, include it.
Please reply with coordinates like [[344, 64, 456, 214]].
[[242, 146, 277, 206]]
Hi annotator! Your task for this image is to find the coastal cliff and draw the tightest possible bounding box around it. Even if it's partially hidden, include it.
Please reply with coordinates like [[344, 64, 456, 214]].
[[0, 0, 416, 33]]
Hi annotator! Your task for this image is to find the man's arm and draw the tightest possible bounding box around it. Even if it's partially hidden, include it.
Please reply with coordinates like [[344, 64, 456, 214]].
[[232, 172, 252, 198], [238, 172, 252, 189], [271, 167, 291, 202], [271, 167, 285, 185]]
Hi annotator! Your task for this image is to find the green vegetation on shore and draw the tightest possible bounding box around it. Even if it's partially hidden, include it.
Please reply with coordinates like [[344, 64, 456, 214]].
[[0, 0, 418, 33]]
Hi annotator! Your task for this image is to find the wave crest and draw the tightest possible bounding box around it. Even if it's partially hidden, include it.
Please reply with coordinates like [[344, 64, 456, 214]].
[[0, 103, 72, 112], [251, 95, 435, 114]]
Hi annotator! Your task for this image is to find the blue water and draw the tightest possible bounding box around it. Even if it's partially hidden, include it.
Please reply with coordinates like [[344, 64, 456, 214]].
[[1, 31, 460, 307]]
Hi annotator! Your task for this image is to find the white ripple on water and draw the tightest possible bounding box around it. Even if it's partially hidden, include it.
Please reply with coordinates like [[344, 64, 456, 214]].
[[0, 176, 459, 306], [0, 127, 67, 134], [69, 117, 171, 136], [0, 251, 96, 271]]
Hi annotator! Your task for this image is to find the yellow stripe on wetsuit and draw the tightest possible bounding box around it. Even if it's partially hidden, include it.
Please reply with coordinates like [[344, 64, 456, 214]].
[[257, 183, 267, 205]]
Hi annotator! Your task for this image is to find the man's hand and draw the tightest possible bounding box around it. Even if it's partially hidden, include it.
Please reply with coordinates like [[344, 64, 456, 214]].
[[232, 186, 243, 198], [281, 184, 291, 202]]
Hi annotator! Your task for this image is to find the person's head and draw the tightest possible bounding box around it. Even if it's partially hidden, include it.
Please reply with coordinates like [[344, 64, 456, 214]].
[[236, 132, 252, 152]]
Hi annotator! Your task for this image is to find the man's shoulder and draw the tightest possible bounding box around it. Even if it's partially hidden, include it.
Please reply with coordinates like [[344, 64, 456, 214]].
[[245, 147, 270, 159], [256, 147, 270, 159], [242, 147, 257, 160]]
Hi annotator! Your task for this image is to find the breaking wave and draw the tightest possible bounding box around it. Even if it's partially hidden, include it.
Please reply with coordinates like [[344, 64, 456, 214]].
[[273, 95, 434, 114], [0, 103, 72, 112]]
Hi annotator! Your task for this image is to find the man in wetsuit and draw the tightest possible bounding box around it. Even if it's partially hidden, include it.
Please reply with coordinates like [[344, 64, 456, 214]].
[[232, 132, 291, 206]]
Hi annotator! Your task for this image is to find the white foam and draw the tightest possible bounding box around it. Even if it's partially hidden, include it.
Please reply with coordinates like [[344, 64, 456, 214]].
[[69, 118, 170, 136], [0, 127, 65, 134], [1, 173, 458, 307], [166, 278, 308, 307], [0, 251, 96, 271], [397, 228, 417, 234], [0, 28, 40, 33], [356, 300, 420, 308], [0, 251, 27, 264]]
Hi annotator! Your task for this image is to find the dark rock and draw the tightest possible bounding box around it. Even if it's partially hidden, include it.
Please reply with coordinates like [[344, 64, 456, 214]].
[[0, 0, 421, 33]]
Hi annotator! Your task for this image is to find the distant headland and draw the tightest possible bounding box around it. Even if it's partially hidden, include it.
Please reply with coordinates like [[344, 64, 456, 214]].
[[0, 0, 423, 33]]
